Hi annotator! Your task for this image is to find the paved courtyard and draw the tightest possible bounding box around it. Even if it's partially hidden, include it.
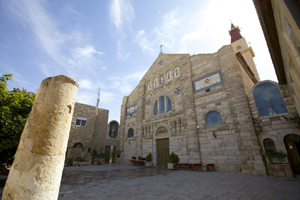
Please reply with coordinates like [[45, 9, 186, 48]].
[[58, 164, 300, 200]]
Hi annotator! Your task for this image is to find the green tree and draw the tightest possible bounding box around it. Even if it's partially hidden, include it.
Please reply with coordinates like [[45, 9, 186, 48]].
[[0, 74, 35, 165]]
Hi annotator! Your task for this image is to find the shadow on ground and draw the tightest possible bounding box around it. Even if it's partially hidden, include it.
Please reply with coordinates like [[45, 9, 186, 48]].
[[61, 167, 169, 186]]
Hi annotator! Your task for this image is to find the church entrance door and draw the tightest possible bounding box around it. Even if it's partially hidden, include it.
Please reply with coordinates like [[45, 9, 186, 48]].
[[284, 134, 300, 174], [157, 139, 169, 167]]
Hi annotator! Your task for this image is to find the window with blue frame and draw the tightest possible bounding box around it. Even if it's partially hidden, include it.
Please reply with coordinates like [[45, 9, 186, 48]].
[[205, 111, 222, 127], [159, 96, 165, 113], [167, 96, 172, 112], [253, 82, 288, 116], [154, 100, 158, 115]]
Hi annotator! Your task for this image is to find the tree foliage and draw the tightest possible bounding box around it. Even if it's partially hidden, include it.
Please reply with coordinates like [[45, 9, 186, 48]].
[[0, 74, 35, 165]]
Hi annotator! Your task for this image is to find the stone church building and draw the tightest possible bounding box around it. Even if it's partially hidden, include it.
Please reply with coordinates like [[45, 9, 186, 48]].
[[119, 24, 300, 176]]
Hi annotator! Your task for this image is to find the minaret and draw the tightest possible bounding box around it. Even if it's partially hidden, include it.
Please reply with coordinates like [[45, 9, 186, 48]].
[[229, 23, 260, 82]]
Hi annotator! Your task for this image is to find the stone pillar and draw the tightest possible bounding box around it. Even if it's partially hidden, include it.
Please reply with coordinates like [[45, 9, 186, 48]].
[[2, 75, 79, 200]]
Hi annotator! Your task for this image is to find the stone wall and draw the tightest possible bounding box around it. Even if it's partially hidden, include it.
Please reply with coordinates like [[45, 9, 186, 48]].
[[66, 102, 120, 164], [248, 83, 300, 156]]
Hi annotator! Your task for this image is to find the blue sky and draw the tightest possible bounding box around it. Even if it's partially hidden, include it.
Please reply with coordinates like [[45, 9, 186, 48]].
[[0, 0, 277, 122]]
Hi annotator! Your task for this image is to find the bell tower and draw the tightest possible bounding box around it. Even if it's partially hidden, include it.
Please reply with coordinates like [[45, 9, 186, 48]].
[[229, 23, 260, 82]]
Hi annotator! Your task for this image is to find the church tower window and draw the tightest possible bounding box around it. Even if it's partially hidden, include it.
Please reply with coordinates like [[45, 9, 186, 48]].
[[154, 78, 158, 88], [128, 128, 134, 138], [154, 100, 158, 115], [253, 82, 288, 116], [205, 111, 222, 127], [159, 96, 165, 113], [174, 67, 180, 78], [167, 96, 172, 111]]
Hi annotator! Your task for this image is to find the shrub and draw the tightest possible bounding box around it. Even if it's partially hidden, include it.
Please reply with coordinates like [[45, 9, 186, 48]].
[[93, 150, 98, 155], [169, 152, 179, 163], [75, 157, 85, 162], [265, 152, 287, 163], [146, 153, 152, 162]]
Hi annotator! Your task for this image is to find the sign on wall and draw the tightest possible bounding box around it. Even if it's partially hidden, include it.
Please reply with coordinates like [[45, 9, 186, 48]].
[[126, 104, 137, 116], [192, 70, 224, 93]]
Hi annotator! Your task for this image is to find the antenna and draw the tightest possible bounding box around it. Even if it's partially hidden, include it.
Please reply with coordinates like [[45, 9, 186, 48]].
[[96, 85, 100, 107]]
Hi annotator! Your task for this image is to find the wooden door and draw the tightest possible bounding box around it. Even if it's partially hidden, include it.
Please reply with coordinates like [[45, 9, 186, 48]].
[[284, 135, 300, 174], [157, 139, 169, 167], [105, 146, 110, 163]]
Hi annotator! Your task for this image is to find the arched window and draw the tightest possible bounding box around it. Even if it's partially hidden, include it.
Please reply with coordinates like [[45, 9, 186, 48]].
[[167, 96, 172, 112], [174, 67, 180, 78], [74, 143, 83, 148], [159, 96, 165, 113], [128, 128, 134, 138], [263, 138, 276, 153], [154, 78, 158, 88], [160, 75, 165, 85], [167, 71, 172, 81], [253, 82, 288, 116], [205, 111, 222, 127], [109, 121, 118, 136], [148, 81, 152, 90], [154, 100, 158, 115]]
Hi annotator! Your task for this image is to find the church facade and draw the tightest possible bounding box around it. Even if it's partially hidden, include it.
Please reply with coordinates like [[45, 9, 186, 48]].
[[119, 24, 300, 176]]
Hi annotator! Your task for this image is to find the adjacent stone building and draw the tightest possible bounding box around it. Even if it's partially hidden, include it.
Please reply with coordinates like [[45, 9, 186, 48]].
[[65, 102, 120, 165], [253, 0, 300, 115], [119, 24, 300, 176]]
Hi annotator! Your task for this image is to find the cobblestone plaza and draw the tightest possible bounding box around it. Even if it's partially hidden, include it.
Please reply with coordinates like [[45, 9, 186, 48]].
[[58, 164, 300, 200]]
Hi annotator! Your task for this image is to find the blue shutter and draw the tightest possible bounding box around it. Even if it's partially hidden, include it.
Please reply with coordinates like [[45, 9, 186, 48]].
[[167, 96, 172, 112], [154, 101, 158, 115], [205, 111, 222, 127], [253, 82, 288, 116], [159, 96, 165, 113]]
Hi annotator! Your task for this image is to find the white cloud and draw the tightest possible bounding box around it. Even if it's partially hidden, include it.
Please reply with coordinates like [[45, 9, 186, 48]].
[[135, 30, 154, 53], [7, 0, 65, 65], [74, 46, 104, 56], [109, 0, 135, 60], [78, 79, 93, 89], [108, 70, 146, 94], [100, 91, 116, 103], [101, 67, 107, 70], [76, 90, 116, 105], [6, 0, 105, 79]]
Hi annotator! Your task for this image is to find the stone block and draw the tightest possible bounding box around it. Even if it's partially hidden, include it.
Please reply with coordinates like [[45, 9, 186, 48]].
[[267, 164, 294, 178], [241, 165, 250, 170]]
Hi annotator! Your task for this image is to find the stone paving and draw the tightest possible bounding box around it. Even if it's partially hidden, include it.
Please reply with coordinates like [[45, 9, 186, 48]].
[[58, 164, 300, 200]]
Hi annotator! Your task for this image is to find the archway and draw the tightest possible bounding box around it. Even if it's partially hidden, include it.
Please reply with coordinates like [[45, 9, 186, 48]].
[[284, 134, 300, 174]]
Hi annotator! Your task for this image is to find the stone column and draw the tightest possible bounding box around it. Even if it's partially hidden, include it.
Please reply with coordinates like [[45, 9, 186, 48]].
[[2, 75, 79, 200]]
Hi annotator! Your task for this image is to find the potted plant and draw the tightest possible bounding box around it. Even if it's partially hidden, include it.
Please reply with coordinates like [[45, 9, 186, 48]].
[[168, 152, 179, 169], [145, 153, 152, 167]]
